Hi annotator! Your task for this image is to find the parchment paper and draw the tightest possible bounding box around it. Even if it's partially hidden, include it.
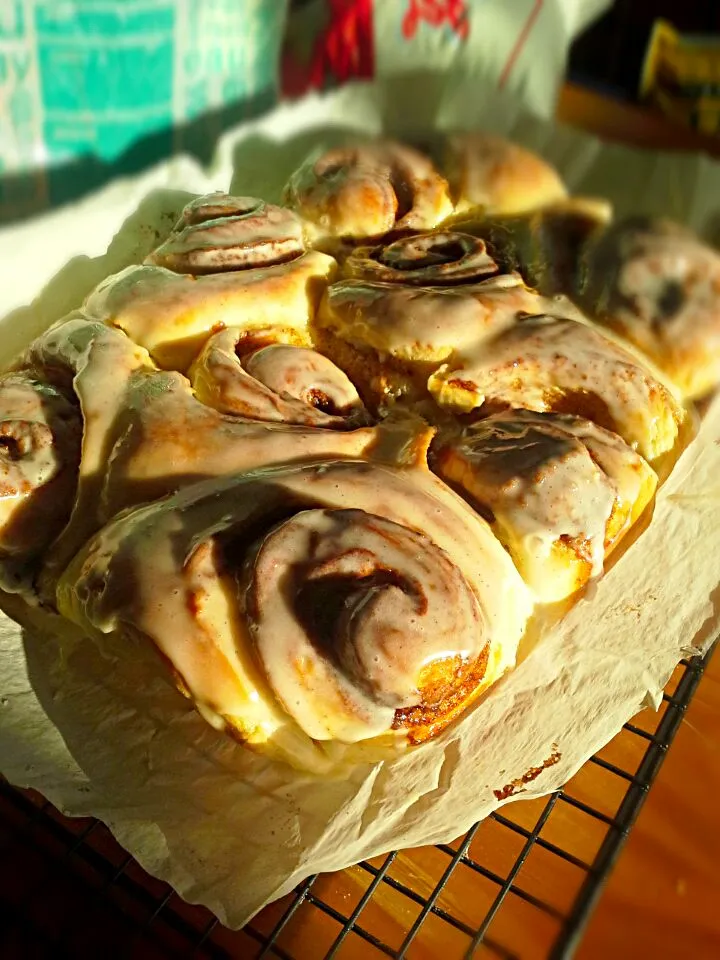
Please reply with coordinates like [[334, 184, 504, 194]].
[[1, 79, 720, 928]]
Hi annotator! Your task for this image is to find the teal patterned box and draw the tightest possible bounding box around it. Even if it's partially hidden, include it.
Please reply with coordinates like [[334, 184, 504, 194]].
[[0, 0, 288, 221]]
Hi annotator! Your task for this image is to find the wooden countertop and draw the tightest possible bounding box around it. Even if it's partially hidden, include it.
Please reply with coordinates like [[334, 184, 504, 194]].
[[558, 82, 720, 158], [578, 649, 720, 959]]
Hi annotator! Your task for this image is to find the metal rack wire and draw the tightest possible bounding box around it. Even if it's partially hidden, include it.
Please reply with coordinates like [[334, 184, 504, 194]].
[[0, 650, 712, 960]]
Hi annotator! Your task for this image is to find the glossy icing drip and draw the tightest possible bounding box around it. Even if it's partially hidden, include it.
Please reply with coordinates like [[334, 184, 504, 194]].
[[446, 197, 613, 296], [23, 317, 153, 590], [584, 217, 720, 399], [101, 369, 377, 519]]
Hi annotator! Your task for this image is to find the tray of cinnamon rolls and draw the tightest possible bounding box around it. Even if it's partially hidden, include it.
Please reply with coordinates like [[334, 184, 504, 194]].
[[1, 130, 717, 781]]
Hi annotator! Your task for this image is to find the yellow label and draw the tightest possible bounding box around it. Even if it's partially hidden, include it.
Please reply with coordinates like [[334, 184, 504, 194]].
[[641, 19, 720, 134]]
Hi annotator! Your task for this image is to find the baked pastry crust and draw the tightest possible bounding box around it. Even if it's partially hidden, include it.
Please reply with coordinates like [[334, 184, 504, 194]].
[[445, 197, 613, 295], [283, 140, 453, 250], [445, 132, 568, 215]]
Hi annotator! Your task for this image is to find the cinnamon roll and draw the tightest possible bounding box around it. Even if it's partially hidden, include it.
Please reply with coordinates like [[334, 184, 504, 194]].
[[0, 375, 81, 592], [579, 217, 720, 400], [84, 192, 337, 372], [58, 445, 532, 773], [146, 194, 307, 275], [190, 327, 368, 428], [433, 410, 657, 603], [283, 141, 453, 250], [314, 231, 566, 410], [444, 132, 568, 216], [428, 314, 687, 469], [2, 143, 710, 775]]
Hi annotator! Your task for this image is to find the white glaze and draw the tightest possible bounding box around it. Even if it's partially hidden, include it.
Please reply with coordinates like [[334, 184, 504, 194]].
[[319, 274, 557, 362], [60, 457, 532, 756], [436, 410, 657, 601], [25, 316, 152, 588]]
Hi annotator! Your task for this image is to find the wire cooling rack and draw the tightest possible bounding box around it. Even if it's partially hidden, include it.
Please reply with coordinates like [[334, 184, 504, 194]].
[[0, 650, 712, 960]]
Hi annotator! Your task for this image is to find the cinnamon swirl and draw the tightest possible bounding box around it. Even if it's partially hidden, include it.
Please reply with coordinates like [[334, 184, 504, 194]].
[[101, 369, 378, 520], [21, 316, 153, 594], [58, 449, 531, 772]]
